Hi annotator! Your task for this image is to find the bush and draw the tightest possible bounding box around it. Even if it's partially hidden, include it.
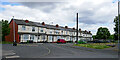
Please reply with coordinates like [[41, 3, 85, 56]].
[[27, 40, 33, 43], [78, 40, 87, 44]]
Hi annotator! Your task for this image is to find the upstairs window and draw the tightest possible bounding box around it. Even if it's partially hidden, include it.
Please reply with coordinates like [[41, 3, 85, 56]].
[[74, 32, 75, 35], [22, 25, 26, 30], [55, 30, 59, 34], [41, 28, 44, 32], [32, 27, 35, 31], [66, 31, 68, 34], [49, 30, 52, 34], [50, 31, 52, 34], [61, 31, 63, 34]]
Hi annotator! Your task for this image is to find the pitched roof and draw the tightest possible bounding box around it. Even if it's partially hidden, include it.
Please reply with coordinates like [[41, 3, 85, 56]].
[[12, 19, 92, 34]]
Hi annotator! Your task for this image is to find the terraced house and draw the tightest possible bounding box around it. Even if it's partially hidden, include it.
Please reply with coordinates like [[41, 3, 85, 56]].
[[5, 19, 93, 43]]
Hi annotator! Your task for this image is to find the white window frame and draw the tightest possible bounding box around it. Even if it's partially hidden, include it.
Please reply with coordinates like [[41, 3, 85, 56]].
[[22, 25, 26, 30], [32, 27, 35, 32], [23, 34, 29, 40]]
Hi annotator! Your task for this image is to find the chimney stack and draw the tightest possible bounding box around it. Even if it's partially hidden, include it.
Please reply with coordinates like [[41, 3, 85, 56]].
[[65, 26, 68, 28], [25, 20, 29, 23], [89, 31, 91, 33], [56, 24, 59, 27], [42, 22, 45, 25], [73, 28, 75, 30], [79, 28, 81, 31]]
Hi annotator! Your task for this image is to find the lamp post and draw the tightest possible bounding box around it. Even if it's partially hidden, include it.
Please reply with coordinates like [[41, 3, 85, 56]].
[[118, 0, 120, 55], [13, 16, 17, 46], [76, 13, 79, 44]]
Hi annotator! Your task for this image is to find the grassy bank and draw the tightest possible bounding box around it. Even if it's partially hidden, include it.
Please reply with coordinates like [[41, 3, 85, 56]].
[[0, 41, 13, 44], [74, 43, 114, 49]]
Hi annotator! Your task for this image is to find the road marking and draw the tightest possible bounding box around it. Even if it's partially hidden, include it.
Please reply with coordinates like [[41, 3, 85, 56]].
[[3, 53, 16, 55], [38, 43, 43, 44], [42, 44, 51, 56], [18, 44, 38, 46], [5, 56, 20, 58]]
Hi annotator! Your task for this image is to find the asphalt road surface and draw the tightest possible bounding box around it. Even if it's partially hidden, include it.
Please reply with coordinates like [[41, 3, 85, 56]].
[[2, 43, 118, 58]]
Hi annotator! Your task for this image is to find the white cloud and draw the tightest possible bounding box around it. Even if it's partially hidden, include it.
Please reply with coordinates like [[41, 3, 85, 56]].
[[0, 0, 118, 35]]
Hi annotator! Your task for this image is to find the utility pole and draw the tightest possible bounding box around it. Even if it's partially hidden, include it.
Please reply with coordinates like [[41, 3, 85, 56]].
[[118, 0, 120, 55], [76, 13, 79, 43], [13, 16, 17, 46]]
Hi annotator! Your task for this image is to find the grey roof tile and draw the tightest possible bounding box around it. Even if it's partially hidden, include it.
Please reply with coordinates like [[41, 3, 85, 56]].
[[13, 19, 92, 34]]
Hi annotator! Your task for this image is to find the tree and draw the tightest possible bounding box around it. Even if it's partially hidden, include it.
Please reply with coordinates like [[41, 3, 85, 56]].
[[114, 15, 120, 40], [92, 35, 97, 39], [108, 34, 114, 40], [96, 27, 110, 40], [0, 21, 2, 41], [1, 20, 10, 41]]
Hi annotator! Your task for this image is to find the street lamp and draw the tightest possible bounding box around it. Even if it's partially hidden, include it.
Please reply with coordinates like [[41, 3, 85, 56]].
[[118, 0, 120, 55], [13, 16, 17, 46], [76, 13, 79, 44]]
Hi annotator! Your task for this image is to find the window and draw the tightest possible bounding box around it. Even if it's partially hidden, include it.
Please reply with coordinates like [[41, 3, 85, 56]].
[[30, 35, 34, 40], [50, 30, 52, 34], [49, 36, 52, 40], [57, 36, 60, 39], [19, 35, 21, 40], [67, 37, 69, 40], [61, 31, 63, 34], [70, 37, 72, 41], [38, 36, 40, 39], [23, 34, 29, 40], [41, 28, 44, 32], [22, 25, 26, 30], [74, 32, 75, 35], [42, 35, 45, 40], [55, 30, 59, 34], [32, 27, 35, 31], [80, 33, 81, 35], [66, 31, 68, 34], [50, 31, 52, 34]]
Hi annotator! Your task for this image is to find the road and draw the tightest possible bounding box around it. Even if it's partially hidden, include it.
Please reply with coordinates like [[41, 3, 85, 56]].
[[2, 43, 118, 58]]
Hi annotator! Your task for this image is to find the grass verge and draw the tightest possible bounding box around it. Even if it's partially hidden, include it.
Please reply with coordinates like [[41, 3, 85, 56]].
[[74, 43, 112, 49]]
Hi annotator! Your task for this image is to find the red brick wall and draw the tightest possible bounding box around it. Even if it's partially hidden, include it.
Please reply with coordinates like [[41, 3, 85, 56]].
[[5, 19, 20, 43]]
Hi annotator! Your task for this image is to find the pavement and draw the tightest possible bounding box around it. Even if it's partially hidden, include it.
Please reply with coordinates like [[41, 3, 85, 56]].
[[2, 43, 118, 58]]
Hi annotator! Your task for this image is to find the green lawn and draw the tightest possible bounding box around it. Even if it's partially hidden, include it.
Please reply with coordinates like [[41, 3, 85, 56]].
[[74, 43, 113, 49], [0, 41, 13, 44]]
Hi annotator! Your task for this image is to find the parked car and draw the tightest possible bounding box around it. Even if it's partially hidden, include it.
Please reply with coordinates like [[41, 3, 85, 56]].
[[78, 40, 87, 44], [57, 39, 66, 43]]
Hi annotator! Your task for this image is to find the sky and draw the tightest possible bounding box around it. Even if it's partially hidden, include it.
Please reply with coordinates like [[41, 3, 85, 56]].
[[0, 0, 119, 35]]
